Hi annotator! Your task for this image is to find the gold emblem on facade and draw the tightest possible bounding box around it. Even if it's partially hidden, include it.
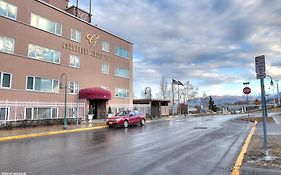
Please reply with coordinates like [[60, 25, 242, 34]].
[[86, 34, 99, 46]]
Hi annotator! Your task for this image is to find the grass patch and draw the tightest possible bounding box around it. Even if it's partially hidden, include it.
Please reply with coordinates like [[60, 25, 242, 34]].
[[240, 117, 273, 123]]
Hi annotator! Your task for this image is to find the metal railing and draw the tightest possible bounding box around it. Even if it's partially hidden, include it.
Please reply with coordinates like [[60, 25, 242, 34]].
[[0, 100, 86, 122]]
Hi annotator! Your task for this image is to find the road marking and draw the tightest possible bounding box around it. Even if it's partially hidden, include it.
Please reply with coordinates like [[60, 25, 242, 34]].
[[0, 126, 107, 142], [232, 121, 257, 175]]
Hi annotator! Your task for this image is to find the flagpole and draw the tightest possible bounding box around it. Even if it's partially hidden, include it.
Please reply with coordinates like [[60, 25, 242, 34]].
[[172, 80, 174, 116], [76, 0, 79, 17], [178, 83, 180, 115]]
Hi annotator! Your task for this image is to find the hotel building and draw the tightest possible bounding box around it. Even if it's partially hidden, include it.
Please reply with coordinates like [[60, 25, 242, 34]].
[[0, 0, 133, 122]]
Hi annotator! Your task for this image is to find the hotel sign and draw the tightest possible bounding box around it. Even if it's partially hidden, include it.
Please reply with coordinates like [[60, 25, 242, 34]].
[[62, 33, 112, 61], [86, 34, 99, 46], [62, 42, 111, 62]]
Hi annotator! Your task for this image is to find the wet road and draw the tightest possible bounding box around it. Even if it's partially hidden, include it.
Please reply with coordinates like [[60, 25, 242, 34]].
[[0, 115, 251, 175]]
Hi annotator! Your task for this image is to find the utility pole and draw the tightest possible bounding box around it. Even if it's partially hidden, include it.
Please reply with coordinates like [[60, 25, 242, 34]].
[[276, 80, 280, 105]]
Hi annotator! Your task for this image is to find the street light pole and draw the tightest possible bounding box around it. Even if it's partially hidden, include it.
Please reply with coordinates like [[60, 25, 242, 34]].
[[276, 80, 280, 105], [144, 87, 151, 99], [60, 73, 68, 129]]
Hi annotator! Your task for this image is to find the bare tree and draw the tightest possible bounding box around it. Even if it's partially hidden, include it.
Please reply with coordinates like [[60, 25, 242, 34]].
[[182, 81, 199, 101], [172, 81, 199, 104]]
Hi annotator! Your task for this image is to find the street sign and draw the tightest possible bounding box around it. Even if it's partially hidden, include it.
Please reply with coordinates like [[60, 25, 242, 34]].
[[243, 87, 251, 94], [255, 55, 266, 74], [256, 73, 266, 79]]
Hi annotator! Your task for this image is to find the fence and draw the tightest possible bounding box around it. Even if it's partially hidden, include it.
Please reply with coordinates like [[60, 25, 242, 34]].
[[0, 101, 86, 123], [109, 104, 134, 114], [133, 104, 151, 115]]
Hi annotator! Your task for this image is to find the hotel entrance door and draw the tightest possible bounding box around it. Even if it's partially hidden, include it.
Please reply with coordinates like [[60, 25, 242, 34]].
[[89, 100, 107, 119]]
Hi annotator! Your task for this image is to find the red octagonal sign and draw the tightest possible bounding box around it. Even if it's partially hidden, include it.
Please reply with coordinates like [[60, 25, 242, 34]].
[[243, 87, 251, 94]]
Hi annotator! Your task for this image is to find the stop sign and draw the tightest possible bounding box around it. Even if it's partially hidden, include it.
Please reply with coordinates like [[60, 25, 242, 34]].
[[243, 87, 251, 94]]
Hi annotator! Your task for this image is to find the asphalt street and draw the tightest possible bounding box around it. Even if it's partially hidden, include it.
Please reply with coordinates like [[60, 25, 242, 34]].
[[0, 115, 251, 175]]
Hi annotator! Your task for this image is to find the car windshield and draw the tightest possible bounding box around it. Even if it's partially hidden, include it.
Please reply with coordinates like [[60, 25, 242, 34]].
[[115, 111, 129, 116]]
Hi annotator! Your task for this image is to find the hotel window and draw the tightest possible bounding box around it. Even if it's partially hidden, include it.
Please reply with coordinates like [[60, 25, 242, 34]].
[[102, 41, 109, 52], [115, 47, 128, 58], [102, 63, 109, 74], [71, 29, 81, 42], [26, 76, 59, 93], [0, 35, 15, 54], [115, 88, 129, 98], [28, 44, 60, 64], [0, 107, 9, 121], [0, 72, 12, 89], [70, 55, 80, 68], [115, 67, 129, 78], [0, 0, 17, 20], [69, 107, 78, 118], [69, 81, 79, 94], [30, 13, 62, 36], [26, 107, 58, 120]]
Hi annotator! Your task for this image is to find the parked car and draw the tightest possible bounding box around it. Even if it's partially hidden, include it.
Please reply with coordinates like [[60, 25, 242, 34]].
[[105, 110, 146, 128]]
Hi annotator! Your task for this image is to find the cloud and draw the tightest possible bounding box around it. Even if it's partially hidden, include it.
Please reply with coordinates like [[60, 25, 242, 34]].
[[70, 0, 281, 97]]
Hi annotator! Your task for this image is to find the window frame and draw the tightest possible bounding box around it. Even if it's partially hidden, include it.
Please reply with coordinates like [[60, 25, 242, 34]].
[[0, 107, 10, 121], [0, 0, 18, 20], [24, 107, 34, 120], [28, 43, 61, 64], [69, 55, 80, 68], [102, 63, 109, 74], [0, 35, 15, 54], [68, 107, 78, 118], [115, 88, 129, 98], [30, 13, 62, 36], [26, 76, 59, 93], [102, 41, 110, 52], [30, 107, 58, 120], [115, 67, 129, 78], [71, 28, 81, 43], [0, 72, 12, 89], [115, 47, 129, 59], [69, 81, 79, 94]]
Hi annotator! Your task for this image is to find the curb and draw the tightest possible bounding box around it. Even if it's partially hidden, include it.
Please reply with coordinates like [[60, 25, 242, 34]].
[[232, 121, 257, 175], [0, 126, 107, 142], [240, 166, 281, 175]]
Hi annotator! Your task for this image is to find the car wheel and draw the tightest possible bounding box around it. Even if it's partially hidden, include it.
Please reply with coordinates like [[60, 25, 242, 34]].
[[108, 125, 114, 128], [124, 120, 129, 128], [140, 119, 145, 126]]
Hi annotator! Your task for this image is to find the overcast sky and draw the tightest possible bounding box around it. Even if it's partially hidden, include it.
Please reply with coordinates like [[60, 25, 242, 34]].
[[70, 0, 281, 98]]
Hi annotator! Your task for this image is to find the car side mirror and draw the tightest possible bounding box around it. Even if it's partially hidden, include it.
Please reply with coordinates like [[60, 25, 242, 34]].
[[130, 114, 134, 117]]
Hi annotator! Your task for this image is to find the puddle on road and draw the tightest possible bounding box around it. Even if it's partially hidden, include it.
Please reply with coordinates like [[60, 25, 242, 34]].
[[193, 127, 208, 129]]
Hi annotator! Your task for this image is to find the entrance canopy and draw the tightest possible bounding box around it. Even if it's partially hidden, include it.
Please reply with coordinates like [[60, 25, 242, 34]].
[[79, 87, 111, 100]]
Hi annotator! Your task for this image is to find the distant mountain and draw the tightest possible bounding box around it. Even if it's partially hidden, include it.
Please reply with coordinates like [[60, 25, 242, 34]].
[[188, 95, 260, 106]]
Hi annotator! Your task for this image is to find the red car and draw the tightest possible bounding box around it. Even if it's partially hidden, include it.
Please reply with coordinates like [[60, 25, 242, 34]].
[[106, 110, 146, 128]]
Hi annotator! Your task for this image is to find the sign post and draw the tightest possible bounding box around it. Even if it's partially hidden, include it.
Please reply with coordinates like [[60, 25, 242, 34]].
[[243, 85, 251, 120], [255, 55, 270, 158]]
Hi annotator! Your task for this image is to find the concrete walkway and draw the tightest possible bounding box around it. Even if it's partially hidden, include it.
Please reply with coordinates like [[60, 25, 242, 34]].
[[272, 113, 281, 125], [0, 119, 106, 138]]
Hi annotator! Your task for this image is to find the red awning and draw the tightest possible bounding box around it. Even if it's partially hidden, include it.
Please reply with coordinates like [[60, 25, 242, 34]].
[[79, 87, 111, 100]]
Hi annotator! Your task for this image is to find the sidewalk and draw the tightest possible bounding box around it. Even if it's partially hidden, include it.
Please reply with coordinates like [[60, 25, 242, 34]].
[[240, 112, 281, 175], [0, 119, 106, 138], [272, 113, 281, 125]]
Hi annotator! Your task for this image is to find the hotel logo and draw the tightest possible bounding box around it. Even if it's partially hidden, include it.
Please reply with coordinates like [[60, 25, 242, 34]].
[[86, 34, 99, 46]]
